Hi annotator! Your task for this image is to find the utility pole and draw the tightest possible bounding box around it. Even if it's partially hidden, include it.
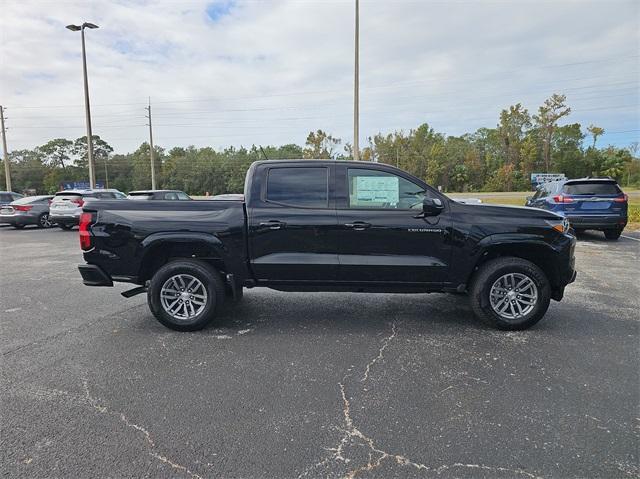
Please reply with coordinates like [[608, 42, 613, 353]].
[[145, 97, 156, 189], [0, 106, 11, 192], [353, 0, 360, 161], [66, 22, 99, 188]]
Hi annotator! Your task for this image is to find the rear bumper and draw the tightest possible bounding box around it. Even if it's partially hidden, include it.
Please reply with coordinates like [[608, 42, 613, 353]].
[[565, 214, 627, 229], [78, 264, 113, 286], [50, 215, 80, 226]]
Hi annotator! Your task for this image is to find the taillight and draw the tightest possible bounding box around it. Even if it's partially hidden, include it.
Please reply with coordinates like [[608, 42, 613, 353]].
[[613, 194, 628, 203], [79, 212, 93, 250], [72, 198, 85, 207], [552, 195, 574, 203], [14, 205, 33, 211], [48, 199, 52, 205]]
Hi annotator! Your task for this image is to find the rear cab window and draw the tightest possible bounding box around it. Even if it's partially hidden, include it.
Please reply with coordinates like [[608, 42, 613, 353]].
[[265, 167, 329, 208], [563, 182, 621, 195]]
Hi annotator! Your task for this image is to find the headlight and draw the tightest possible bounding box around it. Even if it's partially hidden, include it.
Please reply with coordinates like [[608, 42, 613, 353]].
[[546, 218, 570, 234]]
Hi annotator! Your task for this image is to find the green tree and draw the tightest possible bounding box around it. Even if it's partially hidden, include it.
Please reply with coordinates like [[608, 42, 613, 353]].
[[533, 94, 571, 172], [39, 138, 73, 170], [587, 124, 605, 148], [303, 130, 341, 159]]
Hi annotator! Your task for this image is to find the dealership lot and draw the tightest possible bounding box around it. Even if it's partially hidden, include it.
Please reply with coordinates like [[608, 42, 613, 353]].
[[1, 227, 638, 478]]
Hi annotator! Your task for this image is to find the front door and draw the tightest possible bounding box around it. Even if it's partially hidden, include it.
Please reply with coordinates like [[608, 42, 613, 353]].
[[336, 166, 452, 284], [248, 165, 339, 283]]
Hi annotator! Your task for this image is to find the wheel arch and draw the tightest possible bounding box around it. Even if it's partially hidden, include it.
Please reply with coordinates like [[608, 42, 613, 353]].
[[469, 237, 563, 298], [138, 232, 229, 284]]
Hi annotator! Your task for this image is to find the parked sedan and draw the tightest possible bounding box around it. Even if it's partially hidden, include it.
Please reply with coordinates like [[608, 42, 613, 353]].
[[127, 190, 191, 200], [0, 195, 55, 229], [49, 189, 126, 230], [525, 177, 628, 240]]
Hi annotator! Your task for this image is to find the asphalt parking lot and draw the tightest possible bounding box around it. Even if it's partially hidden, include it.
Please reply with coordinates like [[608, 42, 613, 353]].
[[1, 226, 638, 478]]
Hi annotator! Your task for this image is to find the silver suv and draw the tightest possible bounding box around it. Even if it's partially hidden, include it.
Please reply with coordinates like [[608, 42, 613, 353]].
[[49, 189, 126, 230]]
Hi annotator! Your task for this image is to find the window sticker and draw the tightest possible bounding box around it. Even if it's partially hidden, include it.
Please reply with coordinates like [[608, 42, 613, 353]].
[[355, 176, 399, 205]]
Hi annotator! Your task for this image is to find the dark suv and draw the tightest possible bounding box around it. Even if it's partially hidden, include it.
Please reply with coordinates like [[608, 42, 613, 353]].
[[525, 178, 628, 240]]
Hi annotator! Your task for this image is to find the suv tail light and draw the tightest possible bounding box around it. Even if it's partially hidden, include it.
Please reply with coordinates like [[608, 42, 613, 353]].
[[72, 198, 85, 207], [14, 205, 33, 211], [613, 194, 628, 203], [552, 195, 574, 203], [79, 212, 94, 250]]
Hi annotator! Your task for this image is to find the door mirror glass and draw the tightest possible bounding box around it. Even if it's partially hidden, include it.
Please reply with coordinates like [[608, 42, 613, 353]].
[[423, 197, 444, 216]]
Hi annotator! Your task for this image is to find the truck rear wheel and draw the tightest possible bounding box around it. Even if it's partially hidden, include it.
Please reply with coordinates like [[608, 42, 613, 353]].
[[147, 259, 225, 331], [469, 257, 551, 330]]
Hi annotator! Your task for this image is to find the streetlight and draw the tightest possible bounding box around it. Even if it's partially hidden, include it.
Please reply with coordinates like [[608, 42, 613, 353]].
[[66, 22, 99, 189], [353, 0, 359, 161]]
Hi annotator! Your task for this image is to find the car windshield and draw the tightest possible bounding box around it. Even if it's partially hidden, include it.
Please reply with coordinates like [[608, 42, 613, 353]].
[[563, 182, 621, 195]]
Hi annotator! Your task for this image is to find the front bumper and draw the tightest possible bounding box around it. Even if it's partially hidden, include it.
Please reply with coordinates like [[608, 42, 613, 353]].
[[78, 264, 113, 286], [551, 234, 577, 301]]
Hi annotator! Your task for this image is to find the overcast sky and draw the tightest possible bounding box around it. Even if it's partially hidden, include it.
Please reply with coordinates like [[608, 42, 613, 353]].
[[1, 0, 638, 154]]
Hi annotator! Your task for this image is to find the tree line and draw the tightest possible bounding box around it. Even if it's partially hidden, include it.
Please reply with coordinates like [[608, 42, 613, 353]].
[[2, 93, 638, 195]]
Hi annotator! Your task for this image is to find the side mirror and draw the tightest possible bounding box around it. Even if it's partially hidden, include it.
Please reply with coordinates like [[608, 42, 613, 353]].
[[422, 197, 444, 216]]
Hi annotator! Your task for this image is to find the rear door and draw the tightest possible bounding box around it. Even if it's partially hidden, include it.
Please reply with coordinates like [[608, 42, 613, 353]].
[[248, 164, 339, 282]]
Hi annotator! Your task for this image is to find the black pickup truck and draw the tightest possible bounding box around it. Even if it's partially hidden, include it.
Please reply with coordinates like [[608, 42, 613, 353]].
[[78, 160, 576, 331]]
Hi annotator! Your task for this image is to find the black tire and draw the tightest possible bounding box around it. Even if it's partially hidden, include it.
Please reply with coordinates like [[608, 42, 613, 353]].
[[469, 257, 551, 330], [59, 223, 74, 230], [147, 259, 225, 331], [12, 224, 25, 229], [603, 229, 622, 240], [37, 213, 53, 229]]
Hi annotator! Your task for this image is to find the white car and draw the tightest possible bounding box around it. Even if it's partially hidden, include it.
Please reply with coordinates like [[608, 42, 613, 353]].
[[49, 189, 126, 230]]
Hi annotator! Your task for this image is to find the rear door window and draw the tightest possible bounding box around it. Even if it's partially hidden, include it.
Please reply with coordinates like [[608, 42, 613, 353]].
[[265, 167, 328, 208], [563, 182, 620, 195]]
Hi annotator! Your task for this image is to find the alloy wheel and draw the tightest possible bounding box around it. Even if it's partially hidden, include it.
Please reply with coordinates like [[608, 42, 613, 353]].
[[160, 274, 208, 321], [489, 272, 538, 320], [40, 214, 53, 228]]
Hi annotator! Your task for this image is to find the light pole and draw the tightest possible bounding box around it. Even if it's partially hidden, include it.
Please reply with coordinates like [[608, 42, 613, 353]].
[[66, 22, 99, 189], [353, 0, 360, 161]]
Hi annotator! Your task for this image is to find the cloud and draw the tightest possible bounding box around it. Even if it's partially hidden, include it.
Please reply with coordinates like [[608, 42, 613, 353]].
[[0, 0, 638, 153]]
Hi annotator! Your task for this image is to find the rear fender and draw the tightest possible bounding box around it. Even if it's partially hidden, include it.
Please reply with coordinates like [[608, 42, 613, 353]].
[[139, 232, 229, 282]]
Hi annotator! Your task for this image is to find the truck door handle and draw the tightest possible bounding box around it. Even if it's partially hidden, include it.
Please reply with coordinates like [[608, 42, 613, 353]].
[[344, 222, 371, 231], [259, 220, 286, 230]]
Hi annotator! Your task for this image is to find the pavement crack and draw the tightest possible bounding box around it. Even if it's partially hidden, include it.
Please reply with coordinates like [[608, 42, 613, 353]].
[[361, 321, 397, 382], [298, 319, 541, 479], [79, 378, 203, 478]]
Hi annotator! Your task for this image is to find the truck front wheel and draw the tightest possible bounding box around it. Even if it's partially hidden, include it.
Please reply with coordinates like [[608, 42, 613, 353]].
[[147, 259, 225, 331], [469, 257, 551, 330]]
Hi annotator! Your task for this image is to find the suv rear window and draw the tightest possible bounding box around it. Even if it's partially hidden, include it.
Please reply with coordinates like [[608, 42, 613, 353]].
[[563, 182, 621, 195], [52, 194, 82, 202], [266, 167, 328, 207]]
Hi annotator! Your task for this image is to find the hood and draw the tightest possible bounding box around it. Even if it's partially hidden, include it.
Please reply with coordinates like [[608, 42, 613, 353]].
[[453, 201, 563, 220]]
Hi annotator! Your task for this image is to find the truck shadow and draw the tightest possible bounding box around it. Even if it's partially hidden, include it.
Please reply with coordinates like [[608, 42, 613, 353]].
[[204, 290, 493, 336]]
